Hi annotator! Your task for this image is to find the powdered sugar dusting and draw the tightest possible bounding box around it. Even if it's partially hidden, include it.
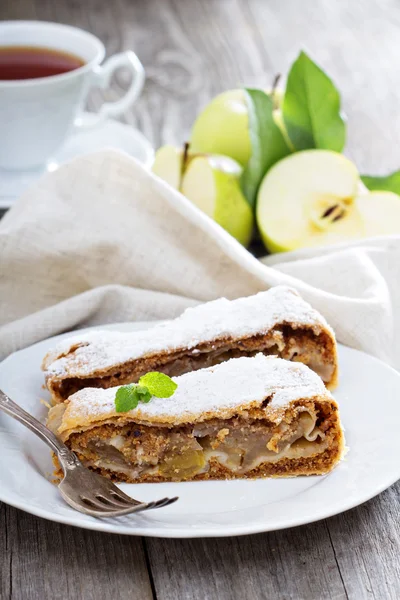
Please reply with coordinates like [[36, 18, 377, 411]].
[[59, 354, 331, 431], [44, 286, 334, 378]]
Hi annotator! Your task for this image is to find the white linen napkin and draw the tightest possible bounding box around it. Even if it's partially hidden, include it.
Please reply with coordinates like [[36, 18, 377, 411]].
[[0, 149, 398, 368]]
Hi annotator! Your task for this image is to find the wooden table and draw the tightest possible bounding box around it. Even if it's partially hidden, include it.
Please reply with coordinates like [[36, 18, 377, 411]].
[[1, 1, 400, 598]]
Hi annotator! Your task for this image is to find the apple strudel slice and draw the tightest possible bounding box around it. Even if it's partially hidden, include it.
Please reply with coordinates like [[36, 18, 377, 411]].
[[47, 354, 344, 483], [43, 286, 338, 404]]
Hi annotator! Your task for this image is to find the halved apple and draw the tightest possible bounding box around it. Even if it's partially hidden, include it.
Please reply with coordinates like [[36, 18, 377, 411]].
[[358, 191, 400, 236], [256, 150, 363, 252], [181, 155, 253, 247], [152, 145, 253, 246], [152, 145, 184, 189]]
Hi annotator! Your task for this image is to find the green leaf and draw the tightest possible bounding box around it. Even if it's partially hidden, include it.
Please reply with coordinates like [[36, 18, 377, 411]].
[[138, 372, 177, 398], [135, 385, 152, 403], [115, 384, 140, 413], [240, 88, 291, 209], [282, 51, 346, 152], [115, 373, 178, 412], [361, 172, 400, 195], [115, 384, 152, 413]]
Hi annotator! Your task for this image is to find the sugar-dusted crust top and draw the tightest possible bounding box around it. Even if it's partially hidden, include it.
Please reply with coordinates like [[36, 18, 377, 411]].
[[43, 286, 335, 380], [49, 354, 336, 438]]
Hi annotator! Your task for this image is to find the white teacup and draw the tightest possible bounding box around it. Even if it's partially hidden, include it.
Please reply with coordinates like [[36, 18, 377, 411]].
[[0, 21, 145, 170]]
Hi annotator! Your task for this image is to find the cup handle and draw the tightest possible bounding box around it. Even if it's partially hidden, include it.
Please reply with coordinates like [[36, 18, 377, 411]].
[[76, 50, 145, 128]]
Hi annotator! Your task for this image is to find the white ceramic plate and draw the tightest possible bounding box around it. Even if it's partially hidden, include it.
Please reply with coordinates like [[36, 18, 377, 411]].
[[0, 322, 399, 538]]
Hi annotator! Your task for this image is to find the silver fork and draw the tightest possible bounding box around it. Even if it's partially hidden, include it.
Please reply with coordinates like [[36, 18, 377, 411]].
[[0, 389, 178, 517]]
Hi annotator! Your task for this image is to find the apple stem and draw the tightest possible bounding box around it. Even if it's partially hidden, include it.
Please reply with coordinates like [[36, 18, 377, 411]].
[[271, 74, 281, 107], [182, 141, 190, 171], [271, 73, 281, 93]]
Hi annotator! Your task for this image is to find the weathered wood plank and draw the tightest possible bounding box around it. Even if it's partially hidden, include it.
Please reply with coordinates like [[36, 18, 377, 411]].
[[0, 504, 154, 600], [0, 503, 11, 600], [145, 520, 348, 600], [327, 481, 400, 600], [3, 0, 37, 20]]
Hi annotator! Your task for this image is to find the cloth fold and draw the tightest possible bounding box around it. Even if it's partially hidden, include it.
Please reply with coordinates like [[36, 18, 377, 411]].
[[0, 149, 399, 368]]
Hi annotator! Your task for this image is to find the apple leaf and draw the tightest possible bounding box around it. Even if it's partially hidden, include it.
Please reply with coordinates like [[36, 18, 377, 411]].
[[282, 51, 346, 152], [361, 172, 400, 195], [240, 89, 291, 209]]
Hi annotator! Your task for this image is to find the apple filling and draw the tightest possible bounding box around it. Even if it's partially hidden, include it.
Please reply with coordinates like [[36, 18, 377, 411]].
[[65, 404, 337, 482], [54, 327, 336, 401]]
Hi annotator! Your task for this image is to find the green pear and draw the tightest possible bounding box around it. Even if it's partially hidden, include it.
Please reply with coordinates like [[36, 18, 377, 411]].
[[152, 145, 253, 246]]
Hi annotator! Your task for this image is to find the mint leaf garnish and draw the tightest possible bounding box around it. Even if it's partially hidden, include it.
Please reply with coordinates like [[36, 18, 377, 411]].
[[135, 385, 152, 403], [361, 172, 400, 195], [282, 51, 346, 152], [240, 89, 291, 209], [138, 372, 177, 398], [115, 384, 141, 413], [115, 373, 177, 412]]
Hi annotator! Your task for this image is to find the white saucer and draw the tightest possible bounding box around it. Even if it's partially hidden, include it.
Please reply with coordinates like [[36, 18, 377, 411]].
[[0, 322, 399, 538], [0, 114, 154, 210]]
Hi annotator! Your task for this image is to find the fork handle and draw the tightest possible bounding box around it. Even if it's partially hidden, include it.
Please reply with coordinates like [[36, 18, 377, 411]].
[[0, 389, 80, 468]]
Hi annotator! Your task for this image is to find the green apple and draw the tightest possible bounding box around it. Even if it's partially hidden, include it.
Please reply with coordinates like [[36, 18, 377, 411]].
[[190, 90, 251, 166], [256, 150, 364, 252], [357, 191, 400, 236], [152, 145, 253, 246], [181, 154, 253, 246], [190, 88, 289, 167]]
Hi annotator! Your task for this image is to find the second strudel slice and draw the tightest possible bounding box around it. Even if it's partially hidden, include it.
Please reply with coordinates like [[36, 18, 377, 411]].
[[43, 285, 338, 404]]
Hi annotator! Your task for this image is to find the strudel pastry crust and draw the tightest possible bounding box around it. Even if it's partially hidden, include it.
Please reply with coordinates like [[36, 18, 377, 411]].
[[43, 286, 338, 404], [47, 354, 344, 483]]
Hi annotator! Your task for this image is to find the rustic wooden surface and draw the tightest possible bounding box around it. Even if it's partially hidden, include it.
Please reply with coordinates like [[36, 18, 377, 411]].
[[1, 0, 400, 598]]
